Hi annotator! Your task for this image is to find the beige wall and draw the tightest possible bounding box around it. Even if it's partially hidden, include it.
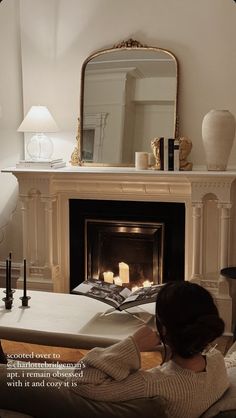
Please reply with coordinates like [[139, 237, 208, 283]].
[[0, 0, 236, 262], [0, 0, 23, 262]]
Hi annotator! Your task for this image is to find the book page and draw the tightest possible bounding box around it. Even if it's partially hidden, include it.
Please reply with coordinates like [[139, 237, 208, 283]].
[[73, 280, 164, 310], [119, 284, 164, 310], [73, 279, 132, 308]]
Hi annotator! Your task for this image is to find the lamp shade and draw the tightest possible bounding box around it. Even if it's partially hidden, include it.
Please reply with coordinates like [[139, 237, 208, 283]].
[[18, 106, 58, 133]]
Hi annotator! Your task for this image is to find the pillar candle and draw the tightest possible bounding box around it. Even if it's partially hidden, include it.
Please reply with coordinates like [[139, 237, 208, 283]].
[[143, 280, 152, 287], [114, 276, 122, 286], [103, 271, 114, 284], [135, 152, 148, 170], [118, 262, 129, 284]]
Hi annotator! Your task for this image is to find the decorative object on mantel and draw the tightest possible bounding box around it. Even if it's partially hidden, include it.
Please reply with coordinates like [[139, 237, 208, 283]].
[[148, 153, 155, 168], [202, 109, 236, 171], [16, 158, 66, 169], [17, 105, 59, 161], [135, 152, 148, 170], [70, 118, 82, 166], [151, 137, 163, 170], [151, 137, 180, 171], [179, 137, 193, 171]]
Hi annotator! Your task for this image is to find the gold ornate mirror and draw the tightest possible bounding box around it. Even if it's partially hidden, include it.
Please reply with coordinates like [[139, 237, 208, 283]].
[[72, 39, 178, 166]]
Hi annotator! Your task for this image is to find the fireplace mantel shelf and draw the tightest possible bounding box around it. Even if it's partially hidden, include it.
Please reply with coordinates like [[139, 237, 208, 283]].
[[3, 166, 236, 177], [2, 165, 236, 334], [3, 166, 236, 205]]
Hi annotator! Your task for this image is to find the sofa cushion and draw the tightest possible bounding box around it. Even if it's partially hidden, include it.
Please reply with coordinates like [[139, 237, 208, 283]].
[[0, 396, 167, 418], [76, 396, 167, 418]]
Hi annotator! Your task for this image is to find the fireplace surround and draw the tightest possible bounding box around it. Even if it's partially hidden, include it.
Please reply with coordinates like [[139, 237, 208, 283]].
[[3, 166, 236, 334]]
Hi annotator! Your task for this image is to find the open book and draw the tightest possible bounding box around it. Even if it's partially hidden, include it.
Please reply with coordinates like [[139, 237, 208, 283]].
[[72, 279, 164, 311]]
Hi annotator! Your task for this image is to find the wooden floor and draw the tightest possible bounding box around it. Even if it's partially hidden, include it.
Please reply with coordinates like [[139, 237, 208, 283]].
[[2, 335, 233, 370]]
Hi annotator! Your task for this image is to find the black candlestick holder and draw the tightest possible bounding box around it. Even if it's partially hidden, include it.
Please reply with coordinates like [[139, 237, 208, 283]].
[[2, 296, 13, 310], [20, 295, 31, 307], [3, 289, 15, 299]]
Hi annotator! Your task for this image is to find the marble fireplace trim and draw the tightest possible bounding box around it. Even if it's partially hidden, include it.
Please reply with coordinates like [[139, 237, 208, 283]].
[[4, 167, 236, 334]]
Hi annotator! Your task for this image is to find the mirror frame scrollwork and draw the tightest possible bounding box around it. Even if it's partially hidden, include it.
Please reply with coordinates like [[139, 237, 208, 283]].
[[71, 38, 179, 166]]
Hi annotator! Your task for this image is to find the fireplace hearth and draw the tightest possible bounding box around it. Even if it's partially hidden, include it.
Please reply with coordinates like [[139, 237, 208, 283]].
[[69, 199, 185, 291]]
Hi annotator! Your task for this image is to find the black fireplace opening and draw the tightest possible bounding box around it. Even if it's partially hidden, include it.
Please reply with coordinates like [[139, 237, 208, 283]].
[[86, 219, 164, 287], [69, 199, 185, 292]]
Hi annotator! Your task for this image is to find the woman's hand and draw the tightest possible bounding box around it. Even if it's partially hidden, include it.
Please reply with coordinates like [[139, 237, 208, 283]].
[[132, 325, 161, 352]]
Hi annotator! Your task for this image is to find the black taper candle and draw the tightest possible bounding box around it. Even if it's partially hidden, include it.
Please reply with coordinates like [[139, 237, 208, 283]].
[[23, 259, 27, 297], [6, 259, 9, 299], [8, 258, 12, 294]]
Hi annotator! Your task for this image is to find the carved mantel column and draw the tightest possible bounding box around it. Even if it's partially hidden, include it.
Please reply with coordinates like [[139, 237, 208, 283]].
[[19, 195, 30, 260], [191, 202, 203, 283], [189, 177, 235, 300], [14, 174, 60, 291], [218, 203, 232, 295], [40, 196, 56, 270], [218, 203, 232, 269]]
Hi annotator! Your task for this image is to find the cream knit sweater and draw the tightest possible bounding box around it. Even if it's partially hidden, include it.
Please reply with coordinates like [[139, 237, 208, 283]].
[[72, 337, 229, 418]]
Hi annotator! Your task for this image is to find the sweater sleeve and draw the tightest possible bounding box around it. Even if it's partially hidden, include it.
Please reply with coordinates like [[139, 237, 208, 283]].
[[75, 336, 141, 381], [71, 337, 150, 401]]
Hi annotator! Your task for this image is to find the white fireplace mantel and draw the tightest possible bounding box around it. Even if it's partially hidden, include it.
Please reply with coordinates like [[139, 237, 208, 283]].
[[3, 166, 236, 334]]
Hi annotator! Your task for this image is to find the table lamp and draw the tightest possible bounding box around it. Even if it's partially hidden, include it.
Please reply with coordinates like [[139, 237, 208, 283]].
[[17, 105, 59, 161]]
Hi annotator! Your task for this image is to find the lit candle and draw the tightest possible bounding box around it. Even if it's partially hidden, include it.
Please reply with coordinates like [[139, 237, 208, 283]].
[[143, 280, 152, 288], [5, 259, 9, 299], [114, 276, 122, 286], [23, 259, 27, 297], [103, 271, 114, 284], [118, 262, 129, 284]]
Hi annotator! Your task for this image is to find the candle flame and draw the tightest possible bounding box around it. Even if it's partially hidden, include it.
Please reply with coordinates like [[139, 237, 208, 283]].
[[143, 280, 153, 287]]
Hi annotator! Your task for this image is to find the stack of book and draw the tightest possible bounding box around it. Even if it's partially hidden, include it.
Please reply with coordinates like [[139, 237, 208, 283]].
[[157, 138, 180, 171], [16, 158, 66, 169]]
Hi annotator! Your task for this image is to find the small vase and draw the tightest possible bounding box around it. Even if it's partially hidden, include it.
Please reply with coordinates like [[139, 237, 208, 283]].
[[202, 109, 236, 171]]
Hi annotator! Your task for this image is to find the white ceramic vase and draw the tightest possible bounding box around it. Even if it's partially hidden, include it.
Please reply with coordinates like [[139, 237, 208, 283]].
[[202, 109, 236, 171]]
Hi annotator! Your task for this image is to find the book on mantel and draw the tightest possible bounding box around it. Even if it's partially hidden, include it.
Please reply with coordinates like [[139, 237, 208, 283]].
[[162, 138, 179, 171], [16, 158, 66, 169], [72, 279, 164, 311]]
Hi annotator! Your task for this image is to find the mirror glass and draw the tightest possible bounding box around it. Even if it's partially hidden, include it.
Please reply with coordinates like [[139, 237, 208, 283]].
[[80, 40, 178, 165]]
